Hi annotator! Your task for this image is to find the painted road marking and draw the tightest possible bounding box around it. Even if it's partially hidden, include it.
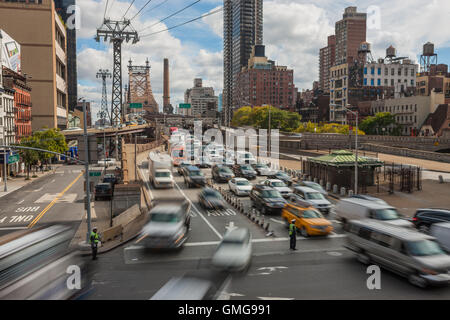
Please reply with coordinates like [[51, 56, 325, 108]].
[[0, 226, 28, 230], [138, 167, 153, 200], [27, 172, 83, 228], [270, 218, 285, 225], [207, 209, 236, 217], [0, 215, 35, 224], [174, 181, 223, 240], [258, 297, 294, 300], [15, 206, 40, 213], [17, 199, 24, 205], [35, 193, 77, 204]]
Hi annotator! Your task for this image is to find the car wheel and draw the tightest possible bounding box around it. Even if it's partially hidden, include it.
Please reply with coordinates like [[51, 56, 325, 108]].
[[356, 252, 370, 265], [418, 224, 430, 234], [408, 274, 428, 288], [300, 226, 309, 238]]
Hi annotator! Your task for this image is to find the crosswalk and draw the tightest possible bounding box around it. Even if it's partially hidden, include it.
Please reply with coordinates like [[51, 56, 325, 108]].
[[34, 193, 78, 204]]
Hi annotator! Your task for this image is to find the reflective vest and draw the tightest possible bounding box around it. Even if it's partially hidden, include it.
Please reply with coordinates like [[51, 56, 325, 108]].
[[90, 231, 99, 244], [289, 223, 296, 236]]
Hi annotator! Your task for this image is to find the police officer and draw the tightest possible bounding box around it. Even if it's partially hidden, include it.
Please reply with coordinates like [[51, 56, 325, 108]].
[[90, 227, 101, 260], [289, 219, 297, 250]]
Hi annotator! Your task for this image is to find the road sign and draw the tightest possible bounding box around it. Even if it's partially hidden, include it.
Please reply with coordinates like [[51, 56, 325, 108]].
[[179, 103, 191, 109], [129, 103, 143, 109], [8, 154, 19, 164], [89, 171, 101, 177]]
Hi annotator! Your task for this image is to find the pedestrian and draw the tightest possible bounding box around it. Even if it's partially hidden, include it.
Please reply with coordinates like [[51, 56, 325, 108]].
[[90, 227, 101, 260], [289, 219, 297, 250]]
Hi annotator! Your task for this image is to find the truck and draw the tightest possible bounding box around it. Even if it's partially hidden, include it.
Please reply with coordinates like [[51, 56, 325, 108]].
[[137, 198, 191, 249], [148, 151, 174, 188]]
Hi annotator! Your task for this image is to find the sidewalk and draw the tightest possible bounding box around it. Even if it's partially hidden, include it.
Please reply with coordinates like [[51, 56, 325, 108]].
[[0, 165, 62, 199]]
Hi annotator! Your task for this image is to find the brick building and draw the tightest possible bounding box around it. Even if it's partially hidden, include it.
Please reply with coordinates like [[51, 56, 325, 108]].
[[319, 35, 335, 93]]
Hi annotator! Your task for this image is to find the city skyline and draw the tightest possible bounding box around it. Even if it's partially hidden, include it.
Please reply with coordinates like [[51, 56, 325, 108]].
[[74, 0, 450, 121]]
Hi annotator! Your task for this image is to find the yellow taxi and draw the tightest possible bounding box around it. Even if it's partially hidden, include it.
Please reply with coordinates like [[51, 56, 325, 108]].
[[281, 194, 333, 237]]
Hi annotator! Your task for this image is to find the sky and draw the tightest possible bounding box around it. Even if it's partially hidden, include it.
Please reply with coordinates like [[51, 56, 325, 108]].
[[75, 0, 450, 122]]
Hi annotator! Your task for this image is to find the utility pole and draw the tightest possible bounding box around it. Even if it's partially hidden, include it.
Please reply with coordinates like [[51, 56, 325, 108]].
[[82, 99, 92, 242], [96, 69, 112, 125], [3, 147, 7, 192], [95, 19, 139, 127]]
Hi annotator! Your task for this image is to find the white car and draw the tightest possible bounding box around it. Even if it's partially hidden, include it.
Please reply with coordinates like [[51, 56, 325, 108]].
[[262, 179, 292, 198], [98, 158, 116, 167], [211, 228, 252, 272], [229, 178, 253, 196]]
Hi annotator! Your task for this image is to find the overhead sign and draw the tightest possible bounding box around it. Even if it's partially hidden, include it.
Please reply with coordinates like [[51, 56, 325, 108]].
[[89, 171, 101, 177], [129, 103, 143, 109], [0, 29, 21, 73], [179, 103, 191, 109]]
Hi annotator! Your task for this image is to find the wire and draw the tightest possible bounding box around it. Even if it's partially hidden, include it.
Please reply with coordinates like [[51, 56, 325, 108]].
[[106, 0, 116, 18], [138, 0, 201, 33], [103, 0, 109, 20], [130, 0, 154, 21], [122, 0, 136, 19], [140, 6, 222, 38], [144, 0, 169, 16]]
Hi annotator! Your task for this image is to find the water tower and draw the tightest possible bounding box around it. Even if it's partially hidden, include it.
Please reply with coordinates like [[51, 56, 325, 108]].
[[420, 42, 438, 73], [358, 42, 374, 63]]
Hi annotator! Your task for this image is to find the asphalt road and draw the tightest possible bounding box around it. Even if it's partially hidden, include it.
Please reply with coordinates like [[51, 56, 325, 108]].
[[85, 158, 450, 300], [0, 165, 85, 238]]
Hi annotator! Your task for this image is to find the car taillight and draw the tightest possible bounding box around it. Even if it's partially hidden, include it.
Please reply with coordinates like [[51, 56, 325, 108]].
[[412, 217, 418, 221]]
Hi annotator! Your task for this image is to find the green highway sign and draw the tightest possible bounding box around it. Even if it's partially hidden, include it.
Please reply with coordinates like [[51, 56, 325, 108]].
[[179, 103, 191, 109], [8, 154, 19, 164], [89, 171, 101, 177], [129, 103, 143, 109]]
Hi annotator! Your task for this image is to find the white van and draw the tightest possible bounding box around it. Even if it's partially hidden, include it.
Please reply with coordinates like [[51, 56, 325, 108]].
[[335, 198, 413, 228], [431, 223, 450, 253]]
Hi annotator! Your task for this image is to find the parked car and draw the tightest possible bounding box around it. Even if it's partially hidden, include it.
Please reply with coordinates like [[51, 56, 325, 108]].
[[184, 166, 206, 188], [211, 228, 252, 272], [335, 198, 413, 228], [249, 185, 287, 215], [94, 183, 113, 201], [212, 164, 235, 183], [431, 223, 450, 253], [262, 179, 292, 198], [198, 188, 226, 210], [228, 178, 253, 196], [102, 173, 117, 186], [293, 186, 333, 215], [282, 194, 333, 237], [345, 219, 450, 288], [412, 208, 450, 233], [295, 181, 327, 195], [251, 163, 274, 176], [350, 194, 388, 205], [232, 164, 257, 180], [267, 171, 292, 186]]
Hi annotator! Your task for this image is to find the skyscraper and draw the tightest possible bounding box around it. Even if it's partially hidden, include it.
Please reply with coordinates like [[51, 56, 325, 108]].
[[223, 0, 263, 126], [335, 6, 366, 65], [319, 35, 335, 93]]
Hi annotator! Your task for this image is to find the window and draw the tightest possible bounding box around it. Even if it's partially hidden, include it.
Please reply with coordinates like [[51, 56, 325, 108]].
[[378, 68, 381, 75], [371, 67, 375, 75], [371, 79, 374, 86], [377, 79, 381, 86], [371, 232, 394, 248], [358, 227, 372, 240], [364, 78, 367, 85], [391, 68, 395, 76]]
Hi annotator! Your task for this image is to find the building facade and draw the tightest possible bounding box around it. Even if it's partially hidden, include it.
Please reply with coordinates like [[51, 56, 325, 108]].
[[234, 45, 297, 111], [2, 68, 32, 143], [319, 35, 335, 93], [335, 6, 367, 65], [184, 79, 218, 118], [223, 0, 263, 126], [416, 64, 450, 102], [0, 0, 68, 130]]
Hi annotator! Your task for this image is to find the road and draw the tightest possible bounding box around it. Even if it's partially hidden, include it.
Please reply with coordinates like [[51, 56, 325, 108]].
[[0, 165, 85, 238], [85, 157, 450, 300]]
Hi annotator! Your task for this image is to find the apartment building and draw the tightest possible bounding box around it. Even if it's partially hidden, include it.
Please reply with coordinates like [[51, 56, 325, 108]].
[[0, 0, 68, 130], [183, 79, 218, 118], [319, 35, 336, 93]]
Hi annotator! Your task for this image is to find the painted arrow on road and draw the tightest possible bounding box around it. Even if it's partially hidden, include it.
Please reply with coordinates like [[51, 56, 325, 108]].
[[257, 296, 294, 300], [225, 221, 238, 232], [257, 266, 288, 273]]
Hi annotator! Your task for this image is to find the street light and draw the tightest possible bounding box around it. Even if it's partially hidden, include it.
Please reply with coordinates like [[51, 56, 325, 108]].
[[330, 103, 359, 195]]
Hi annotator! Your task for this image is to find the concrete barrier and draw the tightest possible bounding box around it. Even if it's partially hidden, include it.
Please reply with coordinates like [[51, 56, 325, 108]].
[[340, 187, 346, 196], [102, 225, 123, 242], [348, 190, 354, 197]]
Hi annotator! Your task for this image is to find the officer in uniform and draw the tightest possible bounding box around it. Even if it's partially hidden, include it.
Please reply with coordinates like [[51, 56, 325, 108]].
[[90, 227, 101, 260], [289, 219, 297, 250]]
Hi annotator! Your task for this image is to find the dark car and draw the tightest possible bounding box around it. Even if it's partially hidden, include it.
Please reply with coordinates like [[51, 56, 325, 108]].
[[103, 173, 117, 186], [178, 162, 192, 175], [412, 208, 450, 233], [212, 164, 235, 183], [94, 183, 113, 201], [233, 164, 257, 180], [184, 166, 206, 188], [198, 188, 226, 210], [249, 185, 287, 215], [195, 156, 211, 168], [267, 171, 293, 186]]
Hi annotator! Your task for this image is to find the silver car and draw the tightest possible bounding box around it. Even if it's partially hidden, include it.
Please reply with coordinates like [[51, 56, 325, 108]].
[[211, 228, 252, 272]]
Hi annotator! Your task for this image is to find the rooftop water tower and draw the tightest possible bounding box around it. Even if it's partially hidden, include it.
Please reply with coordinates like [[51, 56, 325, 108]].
[[420, 42, 438, 73]]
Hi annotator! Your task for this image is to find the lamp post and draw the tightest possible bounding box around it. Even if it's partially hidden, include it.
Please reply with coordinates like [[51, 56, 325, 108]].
[[330, 103, 359, 194]]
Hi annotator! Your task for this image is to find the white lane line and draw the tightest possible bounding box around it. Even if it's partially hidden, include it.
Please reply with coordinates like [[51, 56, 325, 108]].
[[34, 187, 43, 192], [138, 167, 153, 200], [174, 182, 223, 240], [17, 199, 24, 204], [270, 218, 285, 225], [185, 241, 220, 247], [51, 179, 56, 183], [0, 227, 28, 230]]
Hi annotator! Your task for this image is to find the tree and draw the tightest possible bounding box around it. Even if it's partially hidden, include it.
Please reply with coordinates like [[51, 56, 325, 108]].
[[360, 112, 399, 135], [18, 135, 40, 179], [231, 106, 252, 127], [34, 128, 68, 168]]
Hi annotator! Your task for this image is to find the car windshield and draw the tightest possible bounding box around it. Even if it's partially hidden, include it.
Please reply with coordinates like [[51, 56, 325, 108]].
[[236, 180, 250, 186], [241, 165, 253, 170], [219, 167, 232, 174], [302, 210, 323, 218], [406, 240, 445, 257], [375, 209, 400, 221], [262, 190, 282, 198], [150, 213, 181, 223], [189, 170, 204, 177], [155, 172, 171, 177], [255, 164, 267, 169], [276, 172, 289, 179], [204, 190, 222, 199], [272, 181, 286, 187], [306, 192, 325, 200], [172, 150, 184, 157]]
